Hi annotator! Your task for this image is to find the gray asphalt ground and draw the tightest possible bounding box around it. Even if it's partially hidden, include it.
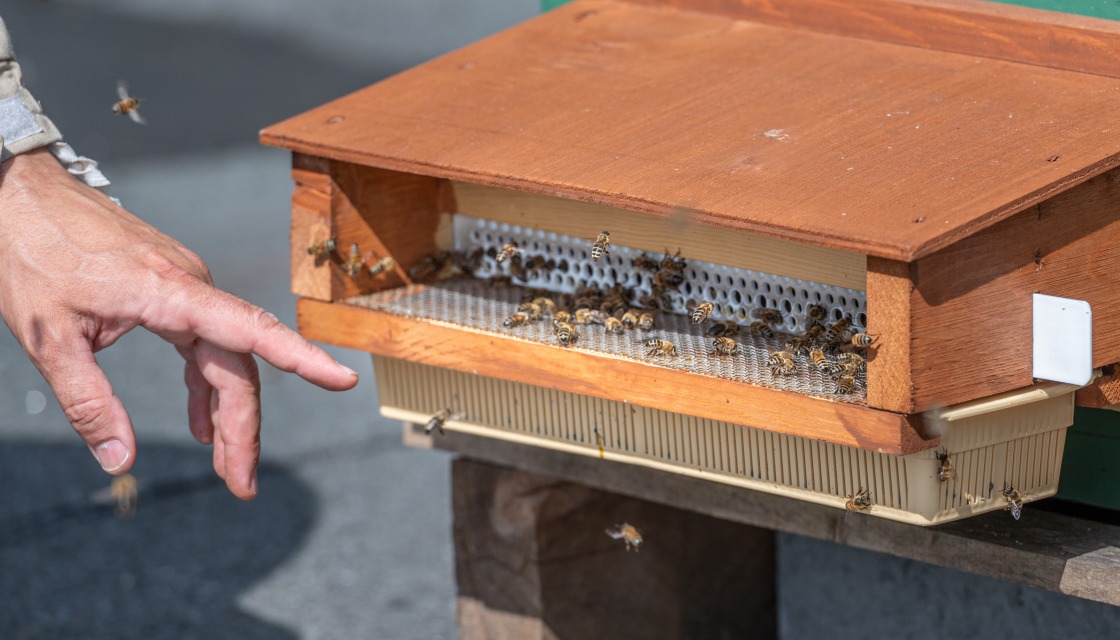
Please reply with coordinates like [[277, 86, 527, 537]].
[[3, 2, 1120, 639]]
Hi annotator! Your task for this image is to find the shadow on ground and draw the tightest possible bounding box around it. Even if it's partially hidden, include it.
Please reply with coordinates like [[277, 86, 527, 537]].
[[0, 442, 315, 640]]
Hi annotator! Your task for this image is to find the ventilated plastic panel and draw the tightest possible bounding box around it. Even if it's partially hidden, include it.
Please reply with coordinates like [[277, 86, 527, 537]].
[[374, 357, 1073, 525]]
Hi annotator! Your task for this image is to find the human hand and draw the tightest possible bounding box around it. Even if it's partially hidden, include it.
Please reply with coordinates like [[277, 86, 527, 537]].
[[0, 148, 358, 499]]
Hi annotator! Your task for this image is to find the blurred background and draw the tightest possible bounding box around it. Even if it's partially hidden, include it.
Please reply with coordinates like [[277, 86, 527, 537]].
[[3, 1, 1120, 638]]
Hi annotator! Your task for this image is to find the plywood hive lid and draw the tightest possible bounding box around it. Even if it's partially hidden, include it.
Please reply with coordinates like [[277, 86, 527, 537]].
[[261, 0, 1120, 260]]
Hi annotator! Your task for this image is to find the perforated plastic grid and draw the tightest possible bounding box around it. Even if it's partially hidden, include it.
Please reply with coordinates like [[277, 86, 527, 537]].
[[347, 278, 867, 403], [453, 215, 867, 333]]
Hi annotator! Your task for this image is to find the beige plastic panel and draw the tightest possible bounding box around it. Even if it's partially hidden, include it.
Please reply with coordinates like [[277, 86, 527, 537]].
[[374, 357, 1072, 526]]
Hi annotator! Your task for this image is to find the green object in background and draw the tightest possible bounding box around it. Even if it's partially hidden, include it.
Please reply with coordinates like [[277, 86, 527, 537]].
[[1057, 408, 1120, 510], [541, 0, 571, 11]]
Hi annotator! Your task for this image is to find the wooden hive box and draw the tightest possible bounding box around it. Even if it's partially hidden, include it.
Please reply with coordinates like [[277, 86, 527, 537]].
[[261, 0, 1120, 524]]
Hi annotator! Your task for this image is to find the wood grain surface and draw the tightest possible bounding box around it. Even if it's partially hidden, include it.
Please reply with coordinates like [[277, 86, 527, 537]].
[[261, 0, 1120, 260], [866, 257, 913, 412], [298, 298, 935, 454]]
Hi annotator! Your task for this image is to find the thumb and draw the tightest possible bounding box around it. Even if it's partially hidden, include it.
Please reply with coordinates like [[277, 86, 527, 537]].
[[34, 337, 137, 474]]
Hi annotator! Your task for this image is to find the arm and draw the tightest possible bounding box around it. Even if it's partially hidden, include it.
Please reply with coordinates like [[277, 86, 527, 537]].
[[0, 19, 358, 500]]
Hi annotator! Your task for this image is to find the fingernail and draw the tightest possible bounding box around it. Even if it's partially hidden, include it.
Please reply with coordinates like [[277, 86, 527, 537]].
[[92, 439, 130, 472], [249, 470, 258, 495], [337, 361, 358, 378]]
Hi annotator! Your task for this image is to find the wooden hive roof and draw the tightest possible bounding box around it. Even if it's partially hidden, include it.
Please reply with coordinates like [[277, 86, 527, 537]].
[[262, 0, 1120, 261]]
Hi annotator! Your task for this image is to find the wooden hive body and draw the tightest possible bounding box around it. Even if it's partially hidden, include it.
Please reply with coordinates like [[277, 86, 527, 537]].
[[263, 0, 1120, 521]]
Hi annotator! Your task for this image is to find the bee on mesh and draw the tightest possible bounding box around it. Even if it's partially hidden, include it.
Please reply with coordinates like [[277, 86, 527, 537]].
[[644, 338, 679, 358], [490, 241, 521, 264], [823, 316, 854, 345], [638, 312, 655, 331], [503, 312, 533, 329], [768, 350, 796, 376], [530, 296, 557, 316], [409, 251, 453, 281], [621, 309, 640, 330], [575, 308, 607, 325], [691, 301, 714, 324], [367, 256, 395, 277], [604, 316, 624, 334], [605, 522, 643, 552], [845, 488, 872, 512], [829, 362, 862, 380], [809, 346, 841, 376], [784, 336, 813, 356], [518, 300, 545, 319], [835, 352, 866, 373], [1003, 484, 1024, 521], [591, 231, 611, 261], [707, 322, 739, 339], [709, 336, 739, 357], [552, 310, 573, 328], [307, 237, 337, 257], [112, 80, 146, 125], [936, 450, 953, 482], [749, 321, 775, 338], [555, 321, 580, 347], [633, 253, 660, 272], [833, 374, 857, 396]]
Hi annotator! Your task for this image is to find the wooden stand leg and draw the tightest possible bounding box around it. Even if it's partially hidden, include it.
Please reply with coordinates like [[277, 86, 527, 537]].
[[453, 458, 778, 640]]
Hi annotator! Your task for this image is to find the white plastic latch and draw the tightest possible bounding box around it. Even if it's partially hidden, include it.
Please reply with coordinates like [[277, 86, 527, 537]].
[[1033, 293, 1092, 385]]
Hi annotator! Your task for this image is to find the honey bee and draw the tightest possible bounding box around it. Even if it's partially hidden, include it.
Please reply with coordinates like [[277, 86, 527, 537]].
[[834, 374, 857, 395], [768, 350, 795, 376], [367, 256, 395, 277], [690, 301, 714, 324], [110, 474, 139, 518], [553, 310, 573, 327], [752, 308, 784, 325], [486, 274, 513, 287], [749, 321, 774, 338], [850, 332, 878, 348], [605, 522, 643, 552], [784, 336, 812, 356], [653, 269, 685, 289], [555, 321, 579, 346], [504, 312, 532, 328], [453, 247, 486, 277], [806, 304, 827, 322], [638, 312, 654, 331], [579, 308, 609, 325], [594, 428, 606, 459], [709, 336, 739, 356], [823, 316, 853, 344], [621, 310, 640, 329], [493, 241, 521, 264], [809, 347, 838, 375], [830, 362, 861, 379], [835, 352, 866, 373], [633, 253, 660, 272], [344, 243, 365, 277], [523, 255, 556, 279], [604, 316, 624, 334], [112, 81, 146, 125], [644, 338, 679, 357], [845, 488, 872, 512], [661, 248, 686, 272], [424, 408, 453, 436], [518, 301, 544, 320], [706, 322, 738, 338], [803, 322, 825, 340], [307, 238, 337, 256], [409, 251, 453, 280], [530, 297, 557, 316], [1003, 484, 1023, 521], [936, 450, 953, 482], [591, 231, 611, 261]]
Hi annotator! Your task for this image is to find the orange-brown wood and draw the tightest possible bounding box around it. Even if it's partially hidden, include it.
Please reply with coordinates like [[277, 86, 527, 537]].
[[261, 0, 1120, 261], [866, 257, 913, 413], [290, 181, 333, 300], [297, 297, 936, 455], [1075, 366, 1120, 408], [624, 0, 1120, 80], [909, 168, 1120, 411]]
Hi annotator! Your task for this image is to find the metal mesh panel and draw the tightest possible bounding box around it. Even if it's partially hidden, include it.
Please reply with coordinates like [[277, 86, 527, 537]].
[[453, 215, 868, 333], [347, 278, 866, 403]]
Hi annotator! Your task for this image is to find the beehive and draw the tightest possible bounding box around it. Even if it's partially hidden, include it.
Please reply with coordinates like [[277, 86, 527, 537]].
[[262, 0, 1120, 523]]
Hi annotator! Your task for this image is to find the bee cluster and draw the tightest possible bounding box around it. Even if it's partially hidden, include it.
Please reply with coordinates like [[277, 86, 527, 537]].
[[307, 238, 397, 279]]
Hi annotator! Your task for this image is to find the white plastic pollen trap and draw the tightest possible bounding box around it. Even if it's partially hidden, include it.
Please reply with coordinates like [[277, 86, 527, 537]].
[[1033, 293, 1093, 385]]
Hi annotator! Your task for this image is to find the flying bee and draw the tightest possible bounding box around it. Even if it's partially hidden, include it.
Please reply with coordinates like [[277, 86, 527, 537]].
[[1003, 484, 1023, 521], [768, 350, 796, 376], [367, 256, 395, 277], [110, 474, 139, 518], [851, 332, 878, 348], [752, 308, 784, 325], [823, 316, 853, 344], [531, 297, 557, 315], [834, 374, 857, 395], [605, 522, 643, 552], [749, 321, 774, 338], [555, 321, 579, 346], [835, 352, 866, 373], [644, 338, 679, 357], [661, 248, 686, 272], [936, 450, 953, 482], [493, 241, 521, 264], [112, 80, 146, 125], [691, 301, 714, 324], [504, 312, 532, 328], [709, 336, 739, 356], [344, 243, 365, 277], [806, 304, 827, 322], [845, 487, 872, 512], [307, 237, 337, 256], [591, 231, 611, 261], [594, 428, 606, 459], [707, 322, 739, 338], [621, 310, 640, 330], [633, 253, 660, 272], [575, 308, 606, 325], [424, 408, 453, 436], [604, 316, 624, 334], [638, 312, 654, 331], [653, 269, 685, 289], [409, 251, 452, 281]]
